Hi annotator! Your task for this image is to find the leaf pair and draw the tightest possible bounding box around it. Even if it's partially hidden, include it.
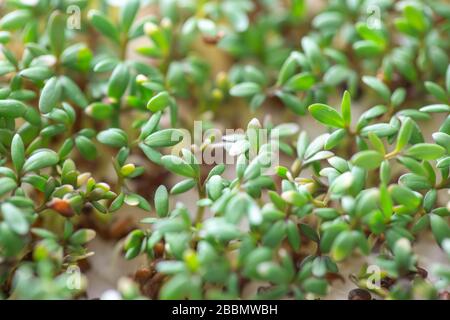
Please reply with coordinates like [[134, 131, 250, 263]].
[[308, 91, 351, 128]]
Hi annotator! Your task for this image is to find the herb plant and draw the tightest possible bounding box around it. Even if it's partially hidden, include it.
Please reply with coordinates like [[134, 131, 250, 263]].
[[0, 0, 449, 300]]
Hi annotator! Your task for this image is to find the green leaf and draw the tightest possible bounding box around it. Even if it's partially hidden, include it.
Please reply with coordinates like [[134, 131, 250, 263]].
[[323, 65, 352, 86], [302, 278, 327, 296], [48, 11, 66, 56], [86, 102, 113, 120], [124, 230, 145, 253], [368, 132, 385, 154], [58, 138, 74, 160], [0, 31, 10, 43], [430, 214, 450, 245], [161, 155, 197, 178], [75, 135, 97, 161], [1, 46, 17, 67], [206, 164, 226, 181], [296, 131, 309, 159], [301, 36, 324, 70], [391, 88, 406, 107], [315, 208, 339, 220], [257, 262, 289, 285], [69, 229, 96, 245], [353, 231, 370, 255], [282, 190, 308, 207], [11, 134, 25, 172], [379, 183, 393, 219], [360, 123, 397, 137], [197, 18, 217, 37], [250, 94, 265, 111], [144, 129, 183, 148], [286, 220, 300, 251], [60, 76, 88, 108], [120, 163, 136, 177], [262, 220, 286, 247], [93, 58, 118, 73], [303, 150, 333, 164], [230, 82, 261, 97], [433, 132, 450, 153], [2, 203, 28, 235], [19, 66, 53, 82], [120, 0, 140, 33], [341, 90, 351, 127], [304, 133, 329, 159], [311, 256, 328, 278], [405, 143, 446, 160], [31, 228, 57, 240], [109, 193, 125, 212], [0, 10, 31, 30], [97, 128, 128, 148], [276, 91, 306, 115], [60, 43, 93, 72], [328, 157, 350, 173], [125, 193, 151, 211], [331, 231, 354, 262], [0, 62, 15, 76], [108, 63, 130, 100], [308, 103, 345, 128], [358, 105, 388, 126], [0, 99, 27, 118], [0, 177, 17, 197], [425, 82, 447, 102], [206, 175, 223, 200], [159, 274, 190, 299], [299, 223, 319, 242], [362, 76, 391, 102], [320, 223, 348, 253], [88, 10, 120, 43], [390, 185, 421, 209], [325, 129, 345, 150], [355, 22, 386, 46], [412, 214, 430, 234], [147, 91, 170, 112], [352, 150, 384, 170], [277, 53, 298, 85], [170, 179, 196, 195], [391, 238, 413, 273], [155, 185, 169, 217], [399, 173, 432, 190], [330, 171, 354, 194], [353, 40, 384, 57], [423, 189, 437, 212], [404, 5, 427, 32], [446, 65, 450, 93], [272, 123, 299, 138], [397, 156, 427, 176], [139, 111, 162, 139], [284, 72, 315, 91], [39, 77, 61, 114], [23, 149, 59, 172], [139, 143, 162, 165], [395, 117, 413, 151], [420, 104, 450, 113], [437, 156, 450, 169]]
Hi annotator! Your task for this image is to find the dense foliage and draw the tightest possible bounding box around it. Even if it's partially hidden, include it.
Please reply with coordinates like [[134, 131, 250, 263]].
[[0, 0, 449, 300]]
